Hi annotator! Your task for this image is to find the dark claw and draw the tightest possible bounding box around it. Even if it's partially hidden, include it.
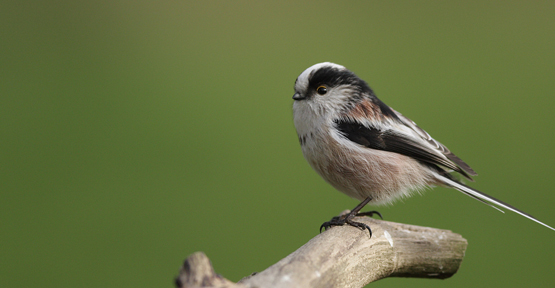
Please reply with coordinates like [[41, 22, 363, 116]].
[[345, 218, 373, 238], [319, 214, 375, 237], [356, 210, 383, 220], [319, 197, 381, 238], [320, 216, 342, 232], [319, 223, 326, 233]]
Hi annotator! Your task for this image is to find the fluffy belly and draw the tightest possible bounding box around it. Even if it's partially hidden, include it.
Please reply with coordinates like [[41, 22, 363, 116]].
[[304, 143, 435, 204]]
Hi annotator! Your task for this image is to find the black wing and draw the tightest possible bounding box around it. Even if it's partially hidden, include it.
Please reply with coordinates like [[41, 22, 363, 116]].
[[390, 108, 477, 176], [334, 119, 473, 180]]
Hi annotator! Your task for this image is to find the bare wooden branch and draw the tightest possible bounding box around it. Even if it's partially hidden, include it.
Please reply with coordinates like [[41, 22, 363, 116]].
[[176, 217, 467, 288], [175, 251, 241, 288]]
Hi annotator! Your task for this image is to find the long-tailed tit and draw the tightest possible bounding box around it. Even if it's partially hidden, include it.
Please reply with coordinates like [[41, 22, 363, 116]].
[[292, 62, 555, 237]]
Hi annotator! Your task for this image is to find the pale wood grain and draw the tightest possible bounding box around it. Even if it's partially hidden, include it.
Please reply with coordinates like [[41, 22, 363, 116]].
[[176, 217, 467, 288]]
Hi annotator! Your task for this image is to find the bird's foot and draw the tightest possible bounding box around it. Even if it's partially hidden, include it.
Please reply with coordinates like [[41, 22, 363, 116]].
[[319, 210, 382, 238]]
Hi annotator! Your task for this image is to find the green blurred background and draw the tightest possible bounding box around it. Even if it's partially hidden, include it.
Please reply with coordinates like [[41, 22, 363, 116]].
[[2, 1, 555, 287]]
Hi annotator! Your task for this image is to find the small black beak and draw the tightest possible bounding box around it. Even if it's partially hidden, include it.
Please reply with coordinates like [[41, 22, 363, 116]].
[[292, 93, 306, 100]]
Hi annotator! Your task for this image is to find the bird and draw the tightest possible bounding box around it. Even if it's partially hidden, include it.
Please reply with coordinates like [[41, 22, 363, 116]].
[[292, 62, 555, 237]]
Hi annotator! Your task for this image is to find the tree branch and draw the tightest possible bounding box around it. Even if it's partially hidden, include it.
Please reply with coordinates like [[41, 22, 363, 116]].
[[176, 216, 468, 288]]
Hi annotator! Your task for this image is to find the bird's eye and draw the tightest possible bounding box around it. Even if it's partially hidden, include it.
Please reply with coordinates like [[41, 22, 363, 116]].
[[316, 86, 328, 95]]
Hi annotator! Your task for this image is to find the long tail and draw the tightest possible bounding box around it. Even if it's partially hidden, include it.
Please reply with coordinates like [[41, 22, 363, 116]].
[[437, 174, 555, 231]]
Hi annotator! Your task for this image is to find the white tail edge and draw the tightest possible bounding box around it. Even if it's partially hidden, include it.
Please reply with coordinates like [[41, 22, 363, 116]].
[[437, 174, 555, 232]]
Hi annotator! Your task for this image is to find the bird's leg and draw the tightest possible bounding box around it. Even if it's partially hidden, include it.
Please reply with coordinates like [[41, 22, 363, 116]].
[[320, 197, 382, 238]]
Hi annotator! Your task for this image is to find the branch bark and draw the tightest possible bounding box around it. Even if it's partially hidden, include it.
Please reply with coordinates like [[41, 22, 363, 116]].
[[176, 216, 468, 288]]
